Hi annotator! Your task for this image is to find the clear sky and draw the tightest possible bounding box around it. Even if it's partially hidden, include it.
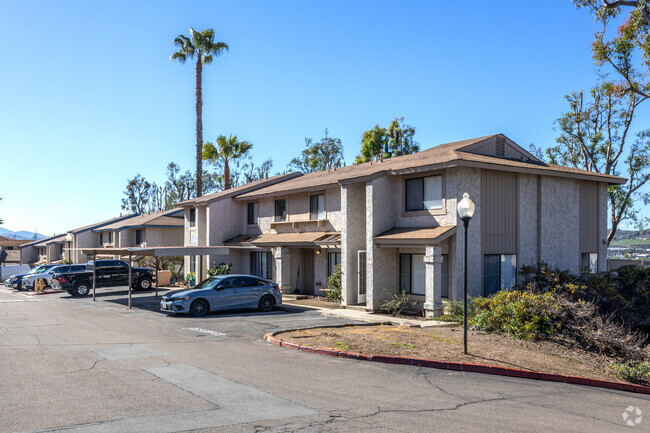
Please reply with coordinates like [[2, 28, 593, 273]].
[[1, 0, 647, 235]]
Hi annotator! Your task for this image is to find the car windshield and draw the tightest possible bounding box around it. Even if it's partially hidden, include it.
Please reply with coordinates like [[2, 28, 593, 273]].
[[192, 276, 225, 290], [29, 266, 50, 275]]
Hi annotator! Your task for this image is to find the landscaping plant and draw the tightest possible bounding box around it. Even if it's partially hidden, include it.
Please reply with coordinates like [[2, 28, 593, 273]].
[[379, 290, 418, 316], [207, 262, 232, 277], [325, 264, 342, 302]]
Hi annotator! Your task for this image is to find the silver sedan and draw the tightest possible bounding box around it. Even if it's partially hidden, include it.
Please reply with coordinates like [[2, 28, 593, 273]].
[[160, 274, 282, 317]]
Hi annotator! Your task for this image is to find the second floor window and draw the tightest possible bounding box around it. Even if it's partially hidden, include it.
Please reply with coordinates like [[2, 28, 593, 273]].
[[135, 229, 143, 245], [99, 233, 103, 245], [189, 208, 196, 228], [247, 203, 258, 225], [310, 194, 325, 220], [405, 175, 442, 211], [275, 199, 287, 222], [107, 232, 113, 244]]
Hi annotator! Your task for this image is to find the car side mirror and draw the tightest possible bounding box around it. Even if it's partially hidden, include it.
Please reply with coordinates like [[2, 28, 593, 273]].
[[215, 285, 224, 291]]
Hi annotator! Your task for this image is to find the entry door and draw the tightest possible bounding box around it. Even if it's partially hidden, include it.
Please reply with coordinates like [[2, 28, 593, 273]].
[[302, 251, 314, 294], [358, 251, 366, 303]]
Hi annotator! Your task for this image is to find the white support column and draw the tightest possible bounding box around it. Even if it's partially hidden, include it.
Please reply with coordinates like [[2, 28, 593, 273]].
[[274, 247, 292, 294], [424, 246, 444, 318]]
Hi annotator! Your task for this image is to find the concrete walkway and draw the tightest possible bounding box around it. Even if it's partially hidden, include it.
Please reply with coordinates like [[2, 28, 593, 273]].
[[280, 301, 451, 327]]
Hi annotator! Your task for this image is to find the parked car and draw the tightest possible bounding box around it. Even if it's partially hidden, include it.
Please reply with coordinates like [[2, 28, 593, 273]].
[[52, 259, 155, 296], [160, 274, 282, 317], [4, 265, 57, 290], [22, 264, 87, 290]]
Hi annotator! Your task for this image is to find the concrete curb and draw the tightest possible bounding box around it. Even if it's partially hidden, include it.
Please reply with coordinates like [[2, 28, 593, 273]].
[[265, 328, 650, 395]]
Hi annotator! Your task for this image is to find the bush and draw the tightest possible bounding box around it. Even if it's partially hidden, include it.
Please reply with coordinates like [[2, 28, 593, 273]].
[[325, 264, 342, 302], [470, 290, 560, 340], [207, 262, 232, 277], [609, 361, 650, 385], [379, 290, 418, 316], [442, 300, 477, 323]]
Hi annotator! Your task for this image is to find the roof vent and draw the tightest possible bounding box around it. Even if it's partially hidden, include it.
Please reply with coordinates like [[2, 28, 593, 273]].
[[496, 136, 505, 157]]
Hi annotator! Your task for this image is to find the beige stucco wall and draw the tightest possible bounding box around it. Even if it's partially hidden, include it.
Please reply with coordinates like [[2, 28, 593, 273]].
[[518, 173, 539, 269], [341, 183, 366, 306]]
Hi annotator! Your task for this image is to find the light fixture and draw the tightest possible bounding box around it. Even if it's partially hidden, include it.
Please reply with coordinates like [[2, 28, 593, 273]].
[[456, 192, 475, 355]]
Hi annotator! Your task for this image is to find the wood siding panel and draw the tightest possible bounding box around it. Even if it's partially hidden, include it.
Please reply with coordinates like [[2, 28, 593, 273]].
[[579, 181, 599, 253], [288, 193, 309, 222], [481, 170, 517, 254]]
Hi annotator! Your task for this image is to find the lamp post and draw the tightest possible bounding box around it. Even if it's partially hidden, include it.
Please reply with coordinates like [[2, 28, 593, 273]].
[[457, 193, 475, 355], [65, 233, 73, 265]]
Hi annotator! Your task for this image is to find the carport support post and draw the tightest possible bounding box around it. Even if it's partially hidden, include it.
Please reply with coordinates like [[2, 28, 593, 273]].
[[155, 257, 159, 297], [92, 252, 96, 301], [128, 252, 132, 309]]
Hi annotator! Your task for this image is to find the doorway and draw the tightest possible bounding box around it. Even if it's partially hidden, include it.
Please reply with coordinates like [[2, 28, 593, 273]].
[[302, 250, 314, 294]]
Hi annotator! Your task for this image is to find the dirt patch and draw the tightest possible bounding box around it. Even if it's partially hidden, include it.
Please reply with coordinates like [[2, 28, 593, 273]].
[[284, 297, 343, 310], [279, 324, 627, 383]]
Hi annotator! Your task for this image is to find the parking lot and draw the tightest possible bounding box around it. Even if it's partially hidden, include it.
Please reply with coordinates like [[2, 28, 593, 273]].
[[0, 285, 647, 433]]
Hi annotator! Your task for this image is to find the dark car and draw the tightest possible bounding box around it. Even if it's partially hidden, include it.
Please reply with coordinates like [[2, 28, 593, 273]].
[[52, 260, 156, 296]]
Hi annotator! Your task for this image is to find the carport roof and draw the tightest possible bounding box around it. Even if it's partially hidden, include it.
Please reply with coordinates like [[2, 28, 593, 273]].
[[80, 245, 254, 257]]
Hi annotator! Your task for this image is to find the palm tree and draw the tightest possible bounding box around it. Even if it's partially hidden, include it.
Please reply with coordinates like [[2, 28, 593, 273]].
[[170, 28, 228, 197], [203, 135, 254, 190]]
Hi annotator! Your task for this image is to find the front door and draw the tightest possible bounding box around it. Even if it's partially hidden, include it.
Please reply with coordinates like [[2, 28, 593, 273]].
[[302, 250, 314, 294], [358, 251, 366, 303]]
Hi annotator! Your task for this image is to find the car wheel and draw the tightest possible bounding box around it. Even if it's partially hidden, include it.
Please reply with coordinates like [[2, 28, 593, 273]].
[[138, 277, 152, 290], [17, 280, 25, 291], [258, 295, 275, 312], [189, 299, 209, 317], [74, 282, 90, 297]]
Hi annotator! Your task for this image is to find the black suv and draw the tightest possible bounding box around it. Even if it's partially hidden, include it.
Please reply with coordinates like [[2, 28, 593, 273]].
[[53, 260, 156, 296]]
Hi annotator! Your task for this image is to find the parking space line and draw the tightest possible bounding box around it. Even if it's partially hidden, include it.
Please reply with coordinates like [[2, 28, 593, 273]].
[[183, 327, 226, 337]]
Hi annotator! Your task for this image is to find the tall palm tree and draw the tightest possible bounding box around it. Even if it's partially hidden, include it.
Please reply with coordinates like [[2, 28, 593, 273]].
[[170, 28, 228, 197], [203, 134, 254, 190]]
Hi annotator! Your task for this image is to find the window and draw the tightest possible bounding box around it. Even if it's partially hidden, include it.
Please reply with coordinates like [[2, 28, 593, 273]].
[[310, 194, 326, 220], [483, 254, 517, 296], [399, 254, 426, 296], [274, 199, 287, 222], [190, 256, 196, 273], [250, 251, 272, 279], [107, 232, 113, 244], [247, 203, 258, 225], [99, 233, 103, 245], [189, 208, 196, 228], [405, 175, 442, 211], [135, 229, 143, 245], [328, 252, 341, 276], [581, 253, 598, 274]]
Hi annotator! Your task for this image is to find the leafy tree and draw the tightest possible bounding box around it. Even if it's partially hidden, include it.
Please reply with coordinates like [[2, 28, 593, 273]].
[[170, 28, 229, 198], [148, 183, 168, 213], [355, 117, 419, 163], [573, 1, 650, 100], [288, 129, 345, 173], [202, 134, 253, 190], [163, 162, 219, 208], [544, 82, 650, 245], [121, 174, 151, 214], [243, 158, 273, 183]]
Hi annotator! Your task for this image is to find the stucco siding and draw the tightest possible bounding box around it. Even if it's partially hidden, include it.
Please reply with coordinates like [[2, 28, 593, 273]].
[[518, 174, 539, 268], [341, 183, 366, 305], [540, 176, 580, 273]]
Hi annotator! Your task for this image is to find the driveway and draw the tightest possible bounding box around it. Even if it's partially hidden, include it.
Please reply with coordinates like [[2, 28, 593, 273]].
[[0, 285, 647, 432]]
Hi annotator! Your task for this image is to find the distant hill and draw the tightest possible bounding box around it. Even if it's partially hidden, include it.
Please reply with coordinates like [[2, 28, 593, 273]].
[[0, 227, 47, 241]]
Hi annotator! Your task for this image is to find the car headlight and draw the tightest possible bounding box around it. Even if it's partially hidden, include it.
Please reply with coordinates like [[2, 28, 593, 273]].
[[171, 296, 191, 301]]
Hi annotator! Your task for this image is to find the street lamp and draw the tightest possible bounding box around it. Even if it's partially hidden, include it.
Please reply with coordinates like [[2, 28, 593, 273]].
[[457, 193, 475, 355], [65, 233, 73, 265]]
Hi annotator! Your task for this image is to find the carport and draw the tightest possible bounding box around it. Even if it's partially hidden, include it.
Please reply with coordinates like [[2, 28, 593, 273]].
[[79, 246, 252, 308]]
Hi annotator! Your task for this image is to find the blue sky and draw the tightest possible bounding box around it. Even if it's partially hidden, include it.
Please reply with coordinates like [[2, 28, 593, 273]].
[[0, 0, 647, 235]]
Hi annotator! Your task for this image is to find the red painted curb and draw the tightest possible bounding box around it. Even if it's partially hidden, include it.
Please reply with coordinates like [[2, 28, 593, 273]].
[[25, 290, 63, 296], [266, 333, 650, 395]]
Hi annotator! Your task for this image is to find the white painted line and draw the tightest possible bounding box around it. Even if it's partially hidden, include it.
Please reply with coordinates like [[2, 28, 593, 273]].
[[183, 327, 226, 337]]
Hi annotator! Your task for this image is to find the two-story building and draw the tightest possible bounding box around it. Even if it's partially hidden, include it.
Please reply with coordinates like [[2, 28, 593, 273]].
[[178, 134, 625, 317]]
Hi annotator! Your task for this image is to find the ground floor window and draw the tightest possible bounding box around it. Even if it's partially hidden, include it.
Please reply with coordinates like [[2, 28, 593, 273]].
[[328, 252, 341, 276], [581, 253, 598, 274], [190, 256, 196, 273], [250, 251, 273, 279], [399, 254, 425, 296], [483, 254, 517, 296]]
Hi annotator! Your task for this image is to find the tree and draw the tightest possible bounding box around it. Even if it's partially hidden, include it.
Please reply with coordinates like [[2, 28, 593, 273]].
[[355, 117, 419, 163], [288, 129, 345, 173], [163, 162, 219, 208], [243, 158, 273, 183], [544, 81, 650, 245], [574, 1, 650, 100], [148, 183, 168, 213], [170, 28, 228, 198], [202, 134, 253, 190], [121, 174, 151, 214]]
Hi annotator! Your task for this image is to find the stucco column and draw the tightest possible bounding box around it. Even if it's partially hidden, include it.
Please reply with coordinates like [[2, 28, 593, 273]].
[[424, 246, 444, 317], [274, 247, 292, 294]]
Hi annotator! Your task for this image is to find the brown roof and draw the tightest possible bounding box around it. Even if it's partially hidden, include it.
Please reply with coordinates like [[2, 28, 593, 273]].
[[31, 234, 67, 247], [94, 209, 183, 231], [235, 134, 626, 199], [68, 214, 140, 234], [0, 236, 29, 247], [374, 226, 456, 245], [250, 232, 341, 247], [176, 173, 303, 206]]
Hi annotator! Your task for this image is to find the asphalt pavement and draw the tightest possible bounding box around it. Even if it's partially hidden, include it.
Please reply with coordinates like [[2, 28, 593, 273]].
[[0, 284, 647, 432]]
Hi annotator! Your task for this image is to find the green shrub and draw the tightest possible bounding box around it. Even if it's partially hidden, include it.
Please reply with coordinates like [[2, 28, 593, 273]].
[[325, 264, 342, 302], [609, 361, 650, 385], [379, 290, 418, 316], [441, 300, 477, 323], [207, 262, 232, 277], [469, 290, 560, 340]]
